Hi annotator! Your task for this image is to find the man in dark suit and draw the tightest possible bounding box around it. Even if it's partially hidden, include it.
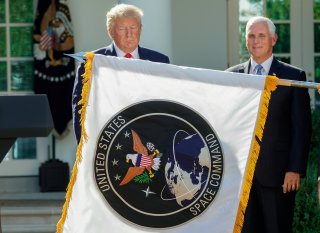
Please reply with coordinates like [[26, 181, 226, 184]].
[[226, 16, 311, 233], [72, 4, 170, 143]]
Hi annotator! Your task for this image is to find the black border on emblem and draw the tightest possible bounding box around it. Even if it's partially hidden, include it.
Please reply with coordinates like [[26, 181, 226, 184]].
[[94, 100, 223, 228]]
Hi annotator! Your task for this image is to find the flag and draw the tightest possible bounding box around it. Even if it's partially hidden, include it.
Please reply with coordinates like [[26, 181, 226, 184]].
[[57, 53, 278, 233], [33, 0, 75, 135]]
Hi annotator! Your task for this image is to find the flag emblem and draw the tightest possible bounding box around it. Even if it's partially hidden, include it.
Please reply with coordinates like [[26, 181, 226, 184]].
[[119, 130, 162, 186], [94, 100, 224, 228]]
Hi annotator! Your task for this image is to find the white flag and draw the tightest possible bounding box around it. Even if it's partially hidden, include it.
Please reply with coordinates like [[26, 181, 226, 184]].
[[57, 53, 277, 233]]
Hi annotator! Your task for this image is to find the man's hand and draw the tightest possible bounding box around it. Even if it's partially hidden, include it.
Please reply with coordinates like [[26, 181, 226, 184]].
[[282, 172, 300, 193]]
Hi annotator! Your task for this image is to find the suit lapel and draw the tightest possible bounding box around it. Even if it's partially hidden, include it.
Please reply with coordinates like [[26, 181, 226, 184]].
[[239, 60, 250, 74], [102, 44, 117, 56], [268, 57, 281, 77], [137, 46, 147, 60], [244, 60, 250, 74]]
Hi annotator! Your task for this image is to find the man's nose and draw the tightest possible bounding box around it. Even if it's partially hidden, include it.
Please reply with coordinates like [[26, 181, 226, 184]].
[[254, 35, 265, 43], [253, 37, 261, 43], [125, 28, 133, 37]]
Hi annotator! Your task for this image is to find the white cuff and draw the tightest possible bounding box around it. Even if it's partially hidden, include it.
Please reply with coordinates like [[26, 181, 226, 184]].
[[318, 176, 320, 182]]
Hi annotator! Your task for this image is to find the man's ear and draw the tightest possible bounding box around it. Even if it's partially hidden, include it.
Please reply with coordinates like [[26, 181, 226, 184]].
[[272, 33, 278, 46], [108, 28, 113, 40]]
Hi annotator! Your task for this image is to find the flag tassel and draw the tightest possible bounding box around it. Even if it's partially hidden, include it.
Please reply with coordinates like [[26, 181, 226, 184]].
[[56, 52, 94, 233], [233, 76, 278, 233]]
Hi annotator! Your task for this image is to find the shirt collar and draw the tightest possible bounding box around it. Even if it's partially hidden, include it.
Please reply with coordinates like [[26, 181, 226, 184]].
[[113, 42, 140, 59], [250, 54, 274, 75]]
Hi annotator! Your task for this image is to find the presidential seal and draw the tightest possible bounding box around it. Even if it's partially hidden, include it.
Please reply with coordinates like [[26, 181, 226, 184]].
[[94, 100, 224, 228]]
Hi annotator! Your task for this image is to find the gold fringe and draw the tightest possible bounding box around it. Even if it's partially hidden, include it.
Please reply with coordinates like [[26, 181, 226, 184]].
[[233, 75, 278, 233], [56, 52, 95, 233]]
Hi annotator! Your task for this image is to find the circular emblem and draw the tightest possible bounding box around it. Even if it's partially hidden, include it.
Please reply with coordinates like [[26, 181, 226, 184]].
[[94, 100, 223, 228]]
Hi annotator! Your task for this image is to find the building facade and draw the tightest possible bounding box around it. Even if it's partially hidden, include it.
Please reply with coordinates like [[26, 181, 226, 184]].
[[0, 0, 319, 191]]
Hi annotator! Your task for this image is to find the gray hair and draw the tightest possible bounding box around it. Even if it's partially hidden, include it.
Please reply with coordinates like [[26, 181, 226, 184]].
[[106, 4, 143, 31], [245, 16, 276, 37]]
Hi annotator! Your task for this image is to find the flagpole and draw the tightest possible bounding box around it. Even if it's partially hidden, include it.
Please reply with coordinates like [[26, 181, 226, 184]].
[[277, 78, 320, 90]]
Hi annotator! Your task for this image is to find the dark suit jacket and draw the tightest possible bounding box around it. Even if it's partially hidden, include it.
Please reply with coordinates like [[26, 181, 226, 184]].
[[226, 58, 312, 187], [72, 44, 170, 143]]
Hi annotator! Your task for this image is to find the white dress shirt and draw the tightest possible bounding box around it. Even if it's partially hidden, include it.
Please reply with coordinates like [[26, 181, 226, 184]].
[[113, 42, 140, 59], [250, 55, 274, 75]]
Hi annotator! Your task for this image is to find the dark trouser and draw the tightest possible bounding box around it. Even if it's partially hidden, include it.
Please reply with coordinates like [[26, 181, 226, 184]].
[[241, 178, 296, 233]]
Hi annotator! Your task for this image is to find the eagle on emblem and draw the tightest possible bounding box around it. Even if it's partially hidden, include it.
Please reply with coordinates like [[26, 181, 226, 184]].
[[119, 130, 161, 186]]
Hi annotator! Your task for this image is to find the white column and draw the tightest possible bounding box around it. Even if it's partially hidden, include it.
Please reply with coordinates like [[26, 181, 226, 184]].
[[119, 0, 172, 59]]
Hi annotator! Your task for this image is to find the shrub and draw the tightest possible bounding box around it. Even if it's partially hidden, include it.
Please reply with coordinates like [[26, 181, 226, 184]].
[[293, 108, 320, 233]]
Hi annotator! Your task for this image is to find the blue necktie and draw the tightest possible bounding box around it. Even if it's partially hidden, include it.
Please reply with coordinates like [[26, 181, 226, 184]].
[[255, 64, 263, 75]]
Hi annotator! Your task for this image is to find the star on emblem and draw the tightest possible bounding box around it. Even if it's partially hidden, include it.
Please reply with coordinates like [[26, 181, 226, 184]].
[[115, 143, 122, 150], [141, 186, 156, 198], [114, 174, 121, 181], [111, 158, 119, 166], [124, 131, 131, 138]]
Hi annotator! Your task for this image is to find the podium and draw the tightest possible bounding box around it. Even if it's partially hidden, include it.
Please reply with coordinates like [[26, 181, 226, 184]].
[[0, 95, 54, 162]]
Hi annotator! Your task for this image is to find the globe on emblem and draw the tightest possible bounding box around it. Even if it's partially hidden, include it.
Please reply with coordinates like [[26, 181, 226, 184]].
[[164, 131, 210, 207]]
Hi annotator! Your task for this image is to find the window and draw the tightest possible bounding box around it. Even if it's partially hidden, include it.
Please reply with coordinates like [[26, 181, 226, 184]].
[[0, 0, 36, 160], [0, 0, 34, 93], [239, 0, 290, 63]]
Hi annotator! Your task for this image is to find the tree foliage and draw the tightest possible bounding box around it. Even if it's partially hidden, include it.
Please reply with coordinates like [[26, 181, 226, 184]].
[[293, 108, 320, 233]]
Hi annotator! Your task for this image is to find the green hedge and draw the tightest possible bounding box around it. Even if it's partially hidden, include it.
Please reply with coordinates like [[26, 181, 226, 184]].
[[293, 108, 320, 233]]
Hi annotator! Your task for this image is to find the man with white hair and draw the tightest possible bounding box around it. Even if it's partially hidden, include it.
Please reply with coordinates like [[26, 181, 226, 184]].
[[226, 16, 311, 233], [72, 4, 170, 143]]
